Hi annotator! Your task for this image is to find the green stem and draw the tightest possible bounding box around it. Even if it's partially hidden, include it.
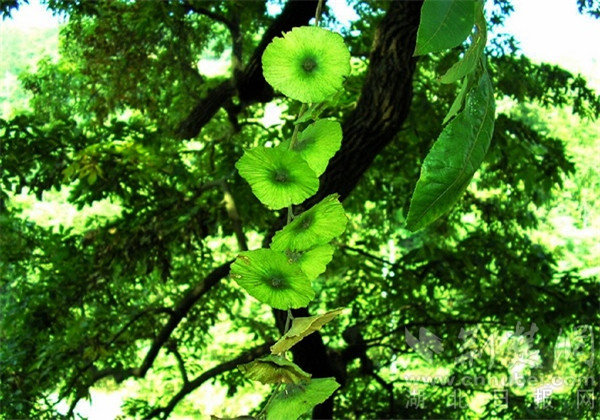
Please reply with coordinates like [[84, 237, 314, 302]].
[[279, 0, 324, 355], [290, 103, 308, 149], [260, 6, 327, 413], [257, 383, 282, 420], [282, 309, 294, 360], [284, 308, 294, 333], [315, 0, 324, 26]]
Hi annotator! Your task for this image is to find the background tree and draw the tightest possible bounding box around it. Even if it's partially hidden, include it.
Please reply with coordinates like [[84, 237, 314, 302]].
[[1, 0, 598, 419]]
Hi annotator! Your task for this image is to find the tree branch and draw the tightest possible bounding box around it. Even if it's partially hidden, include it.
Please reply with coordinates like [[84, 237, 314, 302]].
[[147, 342, 274, 419], [66, 262, 232, 416], [315, 0, 423, 203], [167, 340, 190, 385], [185, 2, 243, 76], [339, 244, 395, 266], [136, 261, 234, 378], [176, 0, 319, 139], [61, 307, 172, 406], [186, 4, 236, 34]]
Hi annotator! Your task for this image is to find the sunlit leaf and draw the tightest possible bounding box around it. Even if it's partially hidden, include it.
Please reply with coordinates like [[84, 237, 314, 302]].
[[280, 119, 342, 176], [87, 171, 97, 185], [235, 146, 318, 209], [439, 1, 487, 84], [262, 26, 350, 103], [266, 378, 340, 420], [271, 308, 345, 354], [443, 76, 469, 125], [406, 68, 495, 231], [414, 0, 475, 56], [238, 355, 311, 385], [286, 244, 335, 280]]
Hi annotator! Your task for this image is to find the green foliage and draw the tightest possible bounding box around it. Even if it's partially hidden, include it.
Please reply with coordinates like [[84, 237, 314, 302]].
[[406, 70, 495, 231], [493, 55, 600, 119], [270, 195, 347, 252], [1, 1, 599, 419], [414, 0, 476, 56], [271, 308, 344, 354], [235, 146, 319, 210], [0, 0, 22, 18], [408, 0, 495, 230], [230, 249, 316, 310], [439, 3, 486, 84], [262, 26, 351, 103], [280, 119, 343, 177], [577, 0, 600, 18], [291, 244, 335, 281], [0, 24, 58, 117], [266, 378, 340, 420]]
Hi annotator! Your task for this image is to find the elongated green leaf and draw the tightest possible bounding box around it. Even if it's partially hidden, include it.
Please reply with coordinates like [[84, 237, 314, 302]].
[[271, 308, 345, 354], [238, 355, 311, 385], [266, 378, 340, 420], [440, 1, 487, 83], [439, 32, 485, 84], [406, 69, 495, 231], [415, 0, 475, 56]]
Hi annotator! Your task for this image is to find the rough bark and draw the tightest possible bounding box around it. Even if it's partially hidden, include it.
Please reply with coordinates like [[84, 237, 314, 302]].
[[319, 0, 422, 204]]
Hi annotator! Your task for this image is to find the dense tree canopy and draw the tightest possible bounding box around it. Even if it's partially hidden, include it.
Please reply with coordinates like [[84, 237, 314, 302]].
[[1, 0, 599, 419]]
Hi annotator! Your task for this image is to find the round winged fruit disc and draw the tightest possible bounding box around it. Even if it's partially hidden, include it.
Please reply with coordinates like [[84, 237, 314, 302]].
[[262, 26, 351, 104], [230, 249, 315, 310]]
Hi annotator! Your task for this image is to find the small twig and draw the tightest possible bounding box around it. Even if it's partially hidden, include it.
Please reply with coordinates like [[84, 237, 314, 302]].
[[340, 243, 395, 266], [187, 4, 236, 33], [167, 341, 190, 385]]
